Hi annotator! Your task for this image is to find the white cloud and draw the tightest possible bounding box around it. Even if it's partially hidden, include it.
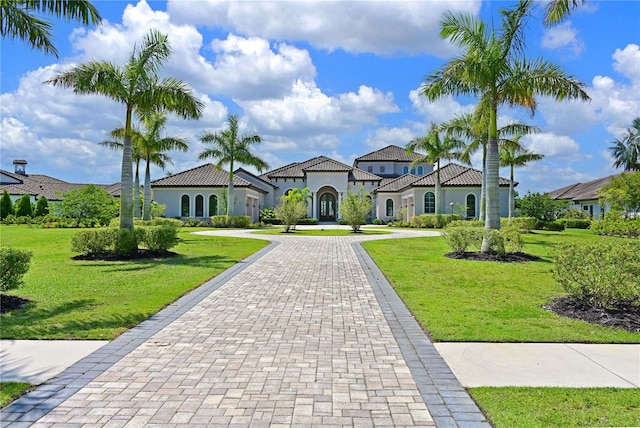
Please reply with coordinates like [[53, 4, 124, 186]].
[[365, 127, 415, 149], [166, 0, 481, 56], [612, 43, 640, 82], [409, 88, 475, 124], [522, 133, 588, 162], [541, 21, 584, 56]]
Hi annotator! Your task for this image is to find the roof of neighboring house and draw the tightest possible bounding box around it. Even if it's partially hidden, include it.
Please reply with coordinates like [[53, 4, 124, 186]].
[[354, 145, 421, 163], [260, 156, 382, 182], [0, 170, 120, 200], [548, 174, 621, 201], [151, 163, 258, 189], [411, 163, 511, 187], [375, 174, 421, 193], [234, 167, 278, 190]]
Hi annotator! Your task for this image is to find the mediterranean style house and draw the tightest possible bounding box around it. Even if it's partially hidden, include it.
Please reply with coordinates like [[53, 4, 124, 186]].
[[548, 173, 621, 220], [152, 145, 512, 223]]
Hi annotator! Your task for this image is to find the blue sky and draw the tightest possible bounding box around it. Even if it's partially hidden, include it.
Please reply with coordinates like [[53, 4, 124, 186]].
[[1, 0, 639, 193]]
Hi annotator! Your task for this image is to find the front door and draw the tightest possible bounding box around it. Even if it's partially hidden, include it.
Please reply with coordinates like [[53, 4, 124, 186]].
[[319, 193, 337, 222]]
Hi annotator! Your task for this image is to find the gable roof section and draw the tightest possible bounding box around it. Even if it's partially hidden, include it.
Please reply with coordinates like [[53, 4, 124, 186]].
[[0, 170, 120, 200], [355, 145, 420, 162], [261, 156, 332, 179], [548, 174, 620, 201], [412, 163, 511, 187], [151, 164, 253, 188], [261, 156, 382, 182], [349, 168, 384, 182], [375, 174, 421, 193]]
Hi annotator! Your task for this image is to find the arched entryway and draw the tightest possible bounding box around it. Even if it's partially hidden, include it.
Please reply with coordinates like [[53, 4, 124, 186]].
[[317, 187, 338, 222]]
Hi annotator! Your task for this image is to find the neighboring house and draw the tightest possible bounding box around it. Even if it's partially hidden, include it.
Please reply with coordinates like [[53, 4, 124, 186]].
[[0, 160, 120, 203], [547, 174, 621, 219], [151, 145, 513, 222]]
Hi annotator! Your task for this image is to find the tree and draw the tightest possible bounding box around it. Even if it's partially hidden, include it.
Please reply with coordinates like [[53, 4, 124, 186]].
[[544, 0, 585, 26], [14, 194, 33, 217], [275, 189, 309, 233], [47, 29, 203, 239], [34, 195, 49, 216], [609, 118, 640, 172], [406, 122, 465, 215], [0, 189, 14, 220], [58, 184, 117, 226], [598, 171, 640, 216], [198, 114, 268, 216], [499, 136, 544, 219], [421, 0, 589, 252], [1, 246, 32, 293], [518, 192, 569, 222], [1, 0, 101, 57], [340, 188, 374, 233]]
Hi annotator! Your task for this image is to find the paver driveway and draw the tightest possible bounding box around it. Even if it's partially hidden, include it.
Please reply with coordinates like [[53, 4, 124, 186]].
[[4, 229, 489, 427]]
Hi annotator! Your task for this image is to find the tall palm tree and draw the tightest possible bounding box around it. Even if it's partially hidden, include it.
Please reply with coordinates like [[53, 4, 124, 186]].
[[544, 0, 585, 26], [499, 136, 544, 219], [1, 0, 101, 57], [421, 0, 589, 252], [198, 114, 269, 216], [406, 122, 466, 215], [137, 112, 189, 221], [609, 118, 640, 172], [46, 29, 203, 234]]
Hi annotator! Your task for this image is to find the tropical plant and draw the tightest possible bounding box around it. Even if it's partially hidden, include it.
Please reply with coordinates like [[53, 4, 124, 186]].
[[406, 122, 465, 215], [499, 136, 544, 219], [46, 29, 203, 241], [421, 0, 589, 252], [0, 0, 101, 57], [609, 118, 640, 172], [340, 188, 374, 232], [198, 114, 268, 216], [544, 0, 585, 26], [0, 189, 14, 220]]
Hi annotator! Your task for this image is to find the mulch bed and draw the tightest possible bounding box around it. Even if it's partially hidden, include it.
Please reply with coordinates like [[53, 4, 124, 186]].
[[71, 250, 178, 261], [545, 296, 640, 333], [0, 294, 31, 314], [445, 251, 542, 262]]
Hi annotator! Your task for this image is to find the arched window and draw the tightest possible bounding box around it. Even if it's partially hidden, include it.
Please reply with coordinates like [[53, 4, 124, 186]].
[[466, 194, 476, 218], [424, 192, 435, 214], [411, 168, 416, 174], [403, 166, 409, 174], [209, 195, 218, 216], [386, 199, 394, 216], [181, 195, 190, 217], [417, 166, 424, 175]]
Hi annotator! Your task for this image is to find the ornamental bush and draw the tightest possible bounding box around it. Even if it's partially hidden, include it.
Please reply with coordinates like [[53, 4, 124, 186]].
[[501, 217, 538, 232], [1, 189, 14, 220], [71, 229, 116, 254], [591, 218, 640, 238], [0, 246, 33, 292], [553, 241, 640, 309], [140, 226, 178, 252], [556, 218, 591, 229], [442, 223, 484, 254], [14, 194, 33, 217]]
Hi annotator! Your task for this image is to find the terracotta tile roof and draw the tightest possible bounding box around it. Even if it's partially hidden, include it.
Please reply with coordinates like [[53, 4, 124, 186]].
[[151, 164, 252, 187], [412, 163, 510, 187], [349, 168, 383, 182], [375, 174, 421, 192], [261, 156, 381, 182], [261, 156, 333, 179], [0, 170, 120, 200], [548, 174, 621, 201], [355, 145, 420, 162], [303, 159, 353, 172]]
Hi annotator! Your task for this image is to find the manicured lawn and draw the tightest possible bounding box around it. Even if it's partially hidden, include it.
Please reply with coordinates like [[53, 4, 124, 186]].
[[0, 383, 32, 408], [253, 227, 390, 236], [469, 387, 640, 427], [0, 226, 267, 340], [363, 229, 639, 343]]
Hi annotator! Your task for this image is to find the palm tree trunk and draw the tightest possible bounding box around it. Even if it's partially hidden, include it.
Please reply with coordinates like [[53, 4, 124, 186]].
[[479, 144, 487, 221], [227, 163, 234, 216], [508, 164, 515, 220], [481, 108, 500, 253], [435, 161, 442, 214], [134, 160, 141, 218], [143, 160, 152, 221], [119, 107, 134, 231]]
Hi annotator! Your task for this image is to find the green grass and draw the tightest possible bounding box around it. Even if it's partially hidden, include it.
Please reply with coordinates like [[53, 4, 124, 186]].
[[253, 228, 390, 236], [469, 387, 640, 427], [0, 225, 268, 340], [0, 383, 32, 407], [363, 229, 639, 343]]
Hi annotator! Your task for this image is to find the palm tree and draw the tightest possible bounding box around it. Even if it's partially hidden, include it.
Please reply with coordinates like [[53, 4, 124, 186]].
[[544, 0, 585, 26], [499, 136, 544, 219], [609, 118, 640, 172], [137, 112, 189, 220], [1, 0, 101, 57], [46, 29, 203, 234], [198, 114, 269, 216], [406, 122, 466, 215], [421, 0, 589, 252]]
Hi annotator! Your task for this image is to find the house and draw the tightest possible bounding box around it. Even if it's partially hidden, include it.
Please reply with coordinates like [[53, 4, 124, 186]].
[[151, 145, 513, 222], [547, 174, 621, 219], [0, 160, 120, 203]]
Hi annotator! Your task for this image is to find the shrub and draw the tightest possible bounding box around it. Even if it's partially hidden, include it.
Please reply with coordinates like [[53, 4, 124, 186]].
[[297, 217, 318, 225], [34, 196, 49, 217], [340, 188, 374, 232], [591, 218, 640, 238], [1, 189, 14, 220], [539, 220, 565, 231], [140, 226, 178, 252], [501, 227, 524, 253], [231, 216, 251, 228], [14, 194, 33, 217], [557, 218, 591, 229], [275, 196, 307, 232], [501, 217, 538, 232], [71, 229, 116, 254], [562, 208, 590, 219], [183, 217, 201, 227], [442, 223, 484, 254], [57, 184, 117, 226], [553, 241, 640, 309], [259, 208, 277, 222], [0, 246, 33, 292], [212, 215, 230, 227], [114, 229, 138, 255], [372, 218, 386, 225]]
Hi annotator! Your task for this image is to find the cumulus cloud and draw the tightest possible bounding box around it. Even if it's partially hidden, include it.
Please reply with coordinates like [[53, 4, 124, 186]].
[[612, 44, 640, 82], [365, 127, 416, 149], [409, 88, 475, 124], [166, 0, 481, 56], [522, 133, 589, 162], [541, 22, 584, 56]]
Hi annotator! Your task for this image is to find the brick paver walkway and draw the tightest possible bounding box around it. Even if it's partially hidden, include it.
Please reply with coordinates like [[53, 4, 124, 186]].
[[2, 229, 489, 427]]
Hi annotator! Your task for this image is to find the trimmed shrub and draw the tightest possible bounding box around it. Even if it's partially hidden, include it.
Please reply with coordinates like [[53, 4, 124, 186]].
[[71, 229, 116, 254], [553, 241, 640, 309], [182, 217, 201, 227], [443, 223, 484, 254], [372, 218, 386, 225], [297, 217, 318, 225], [231, 216, 251, 228], [561, 208, 590, 219], [501, 217, 538, 232], [591, 218, 640, 238], [539, 220, 565, 231], [501, 227, 524, 253], [0, 246, 33, 292], [141, 226, 178, 252], [0, 189, 13, 220], [34, 196, 49, 217], [556, 218, 591, 229], [114, 229, 138, 255], [212, 215, 230, 227]]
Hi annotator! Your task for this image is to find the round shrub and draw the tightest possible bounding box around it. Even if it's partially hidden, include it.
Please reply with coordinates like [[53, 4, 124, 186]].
[[0, 246, 33, 292]]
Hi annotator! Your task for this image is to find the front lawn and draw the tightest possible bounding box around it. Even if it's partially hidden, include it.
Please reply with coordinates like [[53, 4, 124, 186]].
[[363, 229, 639, 343], [0, 226, 268, 340]]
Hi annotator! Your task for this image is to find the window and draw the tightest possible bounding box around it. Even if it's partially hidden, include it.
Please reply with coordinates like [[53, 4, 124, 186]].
[[403, 166, 409, 174], [380, 166, 386, 173], [417, 166, 424, 175], [195, 195, 204, 217], [466, 194, 476, 218], [367, 166, 373, 173], [181, 195, 190, 217], [386, 199, 394, 216], [424, 192, 435, 214], [209, 195, 218, 216], [410, 168, 415, 174]]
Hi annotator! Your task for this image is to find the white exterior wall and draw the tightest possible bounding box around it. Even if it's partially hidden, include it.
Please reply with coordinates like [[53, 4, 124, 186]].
[[571, 199, 606, 220], [272, 178, 307, 201], [376, 194, 403, 222], [153, 187, 254, 218]]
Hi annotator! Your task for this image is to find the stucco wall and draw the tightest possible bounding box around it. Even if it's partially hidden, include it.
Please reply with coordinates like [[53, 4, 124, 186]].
[[153, 187, 253, 218]]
